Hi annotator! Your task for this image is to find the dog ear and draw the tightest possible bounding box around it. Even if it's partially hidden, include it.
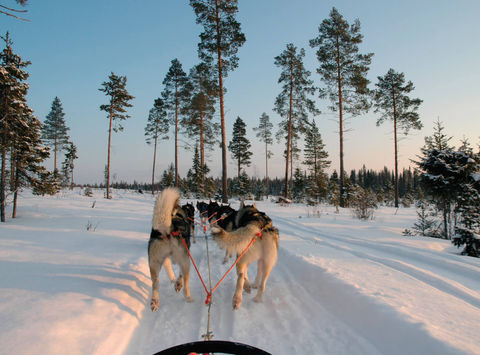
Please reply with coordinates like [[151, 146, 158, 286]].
[[240, 201, 245, 208], [253, 203, 257, 209]]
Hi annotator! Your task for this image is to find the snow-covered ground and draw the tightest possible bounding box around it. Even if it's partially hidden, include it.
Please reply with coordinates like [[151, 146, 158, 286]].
[[0, 189, 478, 355]]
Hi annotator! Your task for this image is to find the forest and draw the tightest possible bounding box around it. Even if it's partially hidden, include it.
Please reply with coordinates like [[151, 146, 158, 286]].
[[1, 1, 479, 256]]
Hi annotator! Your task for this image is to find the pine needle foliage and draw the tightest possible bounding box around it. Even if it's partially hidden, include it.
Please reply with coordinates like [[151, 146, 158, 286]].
[[310, 7, 373, 207]]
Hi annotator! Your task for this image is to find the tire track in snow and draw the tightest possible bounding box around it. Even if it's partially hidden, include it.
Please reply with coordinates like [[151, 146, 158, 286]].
[[275, 216, 480, 310]]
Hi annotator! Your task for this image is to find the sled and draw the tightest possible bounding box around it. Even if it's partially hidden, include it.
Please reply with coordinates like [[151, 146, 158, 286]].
[[153, 340, 271, 355]]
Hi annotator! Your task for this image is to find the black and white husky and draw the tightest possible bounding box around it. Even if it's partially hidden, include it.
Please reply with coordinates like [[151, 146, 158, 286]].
[[211, 203, 279, 310], [148, 187, 194, 311]]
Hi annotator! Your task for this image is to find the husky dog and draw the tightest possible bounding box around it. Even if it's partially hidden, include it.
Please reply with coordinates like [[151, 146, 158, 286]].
[[148, 188, 194, 311], [196, 201, 209, 223], [182, 202, 196, 243], [211, 203, 279, 309]]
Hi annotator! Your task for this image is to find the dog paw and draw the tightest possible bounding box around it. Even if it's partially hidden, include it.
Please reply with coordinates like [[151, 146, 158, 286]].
[[185, 296, 195, 303], [175, 279, 184, 293], [150, 298, 159, 312], [232, 295, 242, 310], [253, 294, 263, 303], [244, 282, 252, 294]]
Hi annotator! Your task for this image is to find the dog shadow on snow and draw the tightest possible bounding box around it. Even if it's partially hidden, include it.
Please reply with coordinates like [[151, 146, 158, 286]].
[[0, 260, 149, 320]]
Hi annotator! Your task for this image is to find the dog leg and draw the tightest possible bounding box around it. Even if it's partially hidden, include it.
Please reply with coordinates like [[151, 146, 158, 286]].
[[233, 263, 247, 310], [179, 258, 194, 302], [222, 249, 230, 264], [243, 269, 251, 294], [175, 274, 184, 293], [253, 257, 275, 303], [163, 257, 176, 284], [149, 260, 162, 312], [252, 259, 263, 290]]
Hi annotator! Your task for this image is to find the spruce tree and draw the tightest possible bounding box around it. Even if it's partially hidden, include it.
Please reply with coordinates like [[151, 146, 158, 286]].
[[186, 144, 204, 197], [42, 96, 70, 174], [0, 32, 32, 222], [181, 62, 219, 193], [161, 59, 189, 187], [374, 69, 423, 207], [11, 113, 50, 217], [274, 43, 319, 199], [190, 0, 246, 202], [145, 98, 169, 194], [99, 72, 134, 199], [303, 120, 330, 202], [228, 116, 252, 177], [253, 112, 273, 194], [310, 7, 373, 207], [292, 167, 306, 202], [62, 141, 77, 189]]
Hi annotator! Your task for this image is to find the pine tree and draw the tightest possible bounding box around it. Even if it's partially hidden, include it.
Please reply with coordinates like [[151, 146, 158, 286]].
[[145, 98, 169, 194], [11, 113, 50, 217], [190, 0, 246, 203], [186, 144, 204, 197], [310, 7, 373, 207], [274, 43, 319, 199], [374, 69, 423, 208], [412, 200, 437, 237], [0, 0, 29, 21], [181, 62, 219, 193], [253, 112, 273, 194], [160, 164, 175, 189], [416, 148, 478, 239], [228, 116, 252, 177], [292, 167, 306, 202], [61, 141, 77, 189], [328, 171, 340, 212], [303, 120, 330, 202], [99, 72, 134, 199], [0, 32, 32, 222], [161, 59, 189, 187], [42, 96, 70, 174], [422, 118, 452, 153]]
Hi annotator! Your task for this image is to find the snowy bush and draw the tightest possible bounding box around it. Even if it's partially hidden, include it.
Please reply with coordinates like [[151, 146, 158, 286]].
[[351, 186, 377, 220], [452, 228, 479, 257]]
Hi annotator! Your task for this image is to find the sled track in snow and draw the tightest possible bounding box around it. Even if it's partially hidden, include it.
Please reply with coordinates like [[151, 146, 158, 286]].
[[274, 215, 480, 310]]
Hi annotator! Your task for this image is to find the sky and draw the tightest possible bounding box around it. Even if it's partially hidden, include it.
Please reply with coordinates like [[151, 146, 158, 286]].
[[2, 0, 479, 184]]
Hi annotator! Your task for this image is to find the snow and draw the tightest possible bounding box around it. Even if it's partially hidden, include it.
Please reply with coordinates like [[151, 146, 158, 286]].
[[0, 189, 479, 355]]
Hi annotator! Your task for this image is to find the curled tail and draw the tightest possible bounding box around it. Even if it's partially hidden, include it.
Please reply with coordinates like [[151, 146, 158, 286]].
[[211, 224, 261, 256], [152, 187, 180, 236]]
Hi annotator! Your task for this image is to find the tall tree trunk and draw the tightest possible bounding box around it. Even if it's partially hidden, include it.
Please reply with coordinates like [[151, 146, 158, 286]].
[[200, 112, 205, 196], [0, 144, 6, 222], [70, 165, 74, 190], [151, 129, 158, 195], [265, 140, 269, 195], [215, 0, 228, 203], [106, 108, 113, 199], [284, 72, 293, 199], [54, 134, 58, 174], [174, 83, 179, 187], [12, 160, 19, 218], [336, 43, 345, 207], [10, 143, 15, 191], [393, 93, 399, 208]]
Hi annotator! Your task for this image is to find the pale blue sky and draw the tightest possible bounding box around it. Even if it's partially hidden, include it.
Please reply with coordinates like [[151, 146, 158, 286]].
[[2, 0, 479, 184]]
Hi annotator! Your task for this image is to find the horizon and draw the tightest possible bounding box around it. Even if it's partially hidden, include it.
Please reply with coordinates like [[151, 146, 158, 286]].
[[2, 0, 479, 184]]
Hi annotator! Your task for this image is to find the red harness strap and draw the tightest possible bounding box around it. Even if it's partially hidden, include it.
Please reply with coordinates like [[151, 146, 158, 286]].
[[180, 231, 260, 305]]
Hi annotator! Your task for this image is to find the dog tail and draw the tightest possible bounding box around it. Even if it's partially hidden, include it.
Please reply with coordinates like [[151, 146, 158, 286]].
[[211, 223, 261, 255], [152, 187, 180, 236]]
